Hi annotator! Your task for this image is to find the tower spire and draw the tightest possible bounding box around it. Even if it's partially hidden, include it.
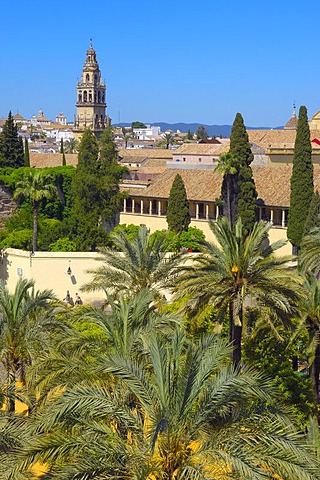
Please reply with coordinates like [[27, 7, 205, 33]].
[[73, 44, 110, 139]]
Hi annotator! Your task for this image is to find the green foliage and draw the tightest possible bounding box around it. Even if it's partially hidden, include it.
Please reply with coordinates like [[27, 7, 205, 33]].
[[187, 129, 193, 140], [110, 223, 140, 245], [230, 112, 257, 236], [49, 237, 77, 252], [149, 226, 205, 253], [243, 327, 315, 427], [0, 111, 25, 168], [131, 121, 146, 128], [166, 174, 190, 234], [14, 170, 59, 251], [179, 226, 205, 250], [69, 128, 124, 251], [304, 190, 320, 237], [41, 166, 75, 220], [195, 125, 208, 140], [287, 106, 313, 247], [37, 218, 66, 251], [0, 228, 32, 250]]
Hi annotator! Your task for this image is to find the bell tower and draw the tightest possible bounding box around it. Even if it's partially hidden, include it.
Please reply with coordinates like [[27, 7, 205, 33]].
[[73, 41, 110, 139]]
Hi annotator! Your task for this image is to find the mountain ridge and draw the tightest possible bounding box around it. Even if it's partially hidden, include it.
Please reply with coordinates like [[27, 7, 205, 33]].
[[114, 122, 284, 138]]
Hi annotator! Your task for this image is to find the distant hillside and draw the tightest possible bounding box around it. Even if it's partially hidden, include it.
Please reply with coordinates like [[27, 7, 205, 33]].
[[114, 122, 283, 137]]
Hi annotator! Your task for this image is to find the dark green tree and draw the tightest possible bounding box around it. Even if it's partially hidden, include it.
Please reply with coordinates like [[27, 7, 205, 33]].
[[131, 121, 146, 129], [304, 190, 320, 237], [287, 106, 313, 249], [69, 128, 124, 250], [60, 138, 66, 166], [216, 152, 239, 226], [196, 125, 208, 140], [166, 174, 190, 234], [0, 111, 24, 167], [24, 138, 30, 167], [229, 112, 257, 236], [187, 129, 193, 140]]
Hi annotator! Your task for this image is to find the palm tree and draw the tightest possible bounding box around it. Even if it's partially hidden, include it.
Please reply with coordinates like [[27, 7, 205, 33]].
[[81, 225, 181, 299], [10, 331, 320, 479], [300, 227, 320, 273], [14, 171, 58, 251], [294, 272, 320, 401], [171, 217, 304, 366], [0, 278, 57, 412], [64, 137, 78, 154], [162, 132, 175, 149]]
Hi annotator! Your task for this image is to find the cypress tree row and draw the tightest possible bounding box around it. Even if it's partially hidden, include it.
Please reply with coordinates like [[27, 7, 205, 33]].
[[287, 106, 313, 249], [166, 174, 190, 234], [0, 111, 25, 167], [24, 138, 30, 167]]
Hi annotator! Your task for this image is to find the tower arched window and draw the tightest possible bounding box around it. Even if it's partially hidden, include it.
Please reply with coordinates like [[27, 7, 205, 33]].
[[94, 93, 97, 103], [86, 73, 90, 82], [84, 91, 87, 102], [98, 91, 101, 103], [78, 93, 82, 103], [89, 93, 92, 102], [94, 74, 98, 84], [102, 92, 105, 103]]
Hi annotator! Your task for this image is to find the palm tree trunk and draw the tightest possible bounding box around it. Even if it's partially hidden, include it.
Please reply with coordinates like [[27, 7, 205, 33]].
[[310, 341, 320, 403], [7, 364, 15, 413], [229, 300, 242, 368], [33, 202, 39, 252]]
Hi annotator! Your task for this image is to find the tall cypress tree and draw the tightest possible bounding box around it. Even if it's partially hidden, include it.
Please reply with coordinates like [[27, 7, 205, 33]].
[[287, 106, 313, 249], [0, 111, 25, 167], [69, 128, 124, 250], [24, 138, 30, 167], [228, 113, 257, 235], [60, 138, 66, 166], [166, 174, 190, 234]]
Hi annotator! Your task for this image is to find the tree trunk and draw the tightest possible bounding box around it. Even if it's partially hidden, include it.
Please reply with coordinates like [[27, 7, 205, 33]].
[[7, 364, 15, 413], [310, 341, 320, 403], [33, 202, 39, 252], [229, 300, 242, 368]]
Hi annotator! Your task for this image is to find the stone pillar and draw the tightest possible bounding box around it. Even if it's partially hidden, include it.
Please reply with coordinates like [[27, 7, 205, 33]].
[[123, 198, 127, 213], [149, 200, 152, 215], [270, 209, 274, 223], [206, 204, 209, 220], [215, 205, 219, 221], [158, 200, 161, 216], [282, 209, 286, 228], [259, 207, 262, 220], [140, 199, 144, 214], [132, 198, 135, 213], [196, 203, 199, 220]]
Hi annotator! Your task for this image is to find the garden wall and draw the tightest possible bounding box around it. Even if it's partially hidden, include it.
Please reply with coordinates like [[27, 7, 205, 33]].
[[0, 248, 106, 305]]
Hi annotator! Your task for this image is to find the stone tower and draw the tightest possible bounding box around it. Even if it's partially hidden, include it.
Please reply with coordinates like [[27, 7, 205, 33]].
[[73, 42, 110, 139]]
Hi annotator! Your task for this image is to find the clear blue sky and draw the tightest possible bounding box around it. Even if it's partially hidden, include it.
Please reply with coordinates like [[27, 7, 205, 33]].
[[1, 0, 319, 127]]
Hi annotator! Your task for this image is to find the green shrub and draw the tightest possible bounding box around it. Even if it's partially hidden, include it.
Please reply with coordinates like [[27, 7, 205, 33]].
[[0, 229, 32, 250], [49, 237, 77, 252]]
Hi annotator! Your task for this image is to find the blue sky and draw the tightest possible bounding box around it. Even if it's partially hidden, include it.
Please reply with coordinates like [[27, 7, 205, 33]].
[[1, 0, 319, 127]]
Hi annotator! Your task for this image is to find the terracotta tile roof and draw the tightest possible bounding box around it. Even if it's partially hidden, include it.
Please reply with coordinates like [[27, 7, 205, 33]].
[[119, 156, 146, 164], [139, 159, 168, 174], [248, 129, 320, 150], [30, 153, 78, 168], [121, 164, 320, 208], [118, 148, 173, 159], [174, 142, 230, 155]]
